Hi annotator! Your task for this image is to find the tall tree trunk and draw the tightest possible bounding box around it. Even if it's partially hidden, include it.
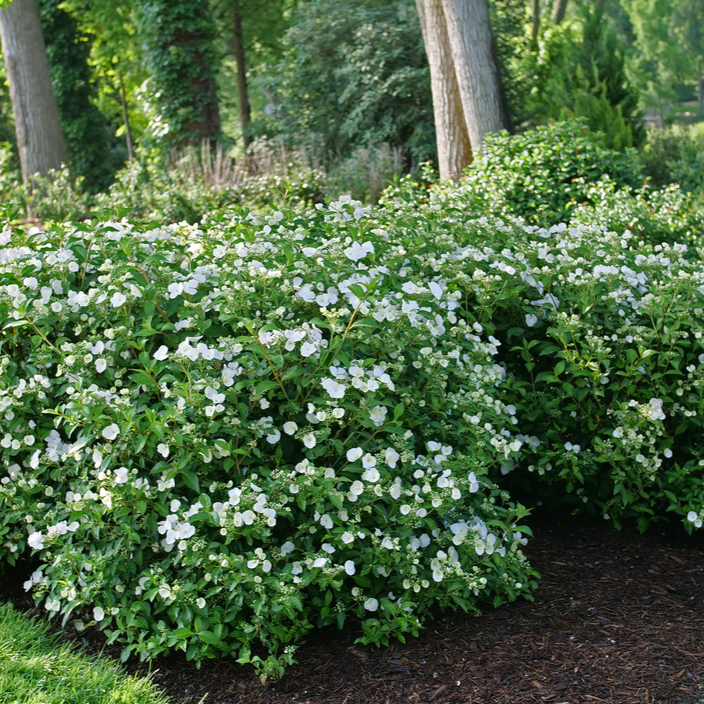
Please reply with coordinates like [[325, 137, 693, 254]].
[[416, 0, 472, 180], [490, 30, 513, 133], [0, 0, 67, 184], [441, 0, 504, 154], [232, 8, 251, 149], [531, 0, 540, 49], [550, 0, 568, 24], [118, 71, 134, 161], [699, 59, 703, 117]]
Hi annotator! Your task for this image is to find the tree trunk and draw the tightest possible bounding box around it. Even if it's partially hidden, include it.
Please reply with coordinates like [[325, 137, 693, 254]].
[[441, 0, 504, 154], [531, 0, 540, 49], [0, 0, 67, 184], [232, 9, 251, 149], [118, 71, 134, 161], [490, 30, 513, 133], [550, 0, 568, 24], [416, 0, 472, 180], [699, 59, 703, 117]]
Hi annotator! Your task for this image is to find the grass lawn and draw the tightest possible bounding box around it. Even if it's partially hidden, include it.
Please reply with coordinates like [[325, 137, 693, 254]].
[[0, 602, 170, 704]]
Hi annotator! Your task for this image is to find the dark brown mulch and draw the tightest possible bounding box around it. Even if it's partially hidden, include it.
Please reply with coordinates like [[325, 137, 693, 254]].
[[4, 512, 704, 704]]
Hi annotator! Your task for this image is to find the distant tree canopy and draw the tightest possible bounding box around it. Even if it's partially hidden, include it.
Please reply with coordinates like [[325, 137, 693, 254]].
[[253, 0, 436, 163], [0, 0, 699, 186]]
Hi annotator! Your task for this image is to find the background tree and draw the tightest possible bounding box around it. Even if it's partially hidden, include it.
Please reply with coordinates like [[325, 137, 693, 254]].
[[254, 0, 435, 162], [138, 0, 221, 145], [62, 0, 146, 161], [416, 0, 472, 178], [214, 0, 294, 149], [561, 4, 644, 148], [417, 0, 506, 178], [550, 0, 568, 23], [38, 0, 120, 191], [621, 0, 703, 123], [0, 0, 67, 183]]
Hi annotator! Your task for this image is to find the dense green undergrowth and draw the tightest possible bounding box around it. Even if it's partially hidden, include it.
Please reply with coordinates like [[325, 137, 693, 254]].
[[1, 121, 704, 681]]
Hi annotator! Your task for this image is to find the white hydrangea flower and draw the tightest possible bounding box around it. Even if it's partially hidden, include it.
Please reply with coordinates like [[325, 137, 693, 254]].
[[361, 454, 376, 469], [344, 241, 374, 262], [321, 378, 346, 399], [362, 468, 380, 482], [102, 424, 120, 441], [369, 406, 387, 426], [110, 292, 126, 307], [347, 447, 363, 462], [27, 532, 44, 550], [300, 341, 317, 357], [385, 447, 399, 468], [266, 429, 281, 444], [114, 467, 129, 484]]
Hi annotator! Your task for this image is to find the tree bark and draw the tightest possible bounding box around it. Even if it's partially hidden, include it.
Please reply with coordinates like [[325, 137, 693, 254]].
[[531, 0, 540, 49], [550, 0, 568, 24], [0, 0, 67, 184], [441, 0, 504, 154], [416, 0, 472, 180], [118, 71, 134, 161], [232, 9, 251, 149]]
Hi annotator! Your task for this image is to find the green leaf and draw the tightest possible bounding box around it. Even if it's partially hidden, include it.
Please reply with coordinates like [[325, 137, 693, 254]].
[[255, 380, 279, 395], [181, 470, 200, 492]]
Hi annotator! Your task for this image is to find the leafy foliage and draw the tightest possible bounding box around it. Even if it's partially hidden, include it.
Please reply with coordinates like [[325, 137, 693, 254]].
[[571, 179, 704, 246], [383, 175, 704, 533], [641, 124, 704, 194]]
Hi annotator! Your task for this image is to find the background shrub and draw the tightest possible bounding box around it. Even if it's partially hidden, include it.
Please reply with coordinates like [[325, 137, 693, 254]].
[[458, 120, 644, 226], [571, 179, 704, 247], [641, 124, 704, 196]]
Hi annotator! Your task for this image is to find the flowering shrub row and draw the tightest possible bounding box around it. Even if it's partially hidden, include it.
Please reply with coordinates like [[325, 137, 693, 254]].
[[0, 198, 535, 680], [381, 181, 704, 532]]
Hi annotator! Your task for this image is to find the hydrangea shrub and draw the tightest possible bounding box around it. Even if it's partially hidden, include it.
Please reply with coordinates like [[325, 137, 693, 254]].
[[380, 184, 704, 533], [0, 198, 535, 680], [571, 179, 704, 247]]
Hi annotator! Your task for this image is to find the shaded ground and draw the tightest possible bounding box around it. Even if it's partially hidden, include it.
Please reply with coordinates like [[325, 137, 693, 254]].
[[3, 512, 704, 704]]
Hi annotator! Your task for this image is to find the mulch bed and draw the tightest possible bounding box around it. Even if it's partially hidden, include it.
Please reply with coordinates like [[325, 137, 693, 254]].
[[3, 511, 704, 704]]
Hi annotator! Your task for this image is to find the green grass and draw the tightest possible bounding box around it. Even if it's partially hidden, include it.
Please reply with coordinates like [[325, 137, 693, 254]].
[[0, 602, 171, 704]]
